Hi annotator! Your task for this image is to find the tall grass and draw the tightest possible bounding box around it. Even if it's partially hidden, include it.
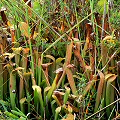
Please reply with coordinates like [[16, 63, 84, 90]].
[[0, 0, 120, 119]]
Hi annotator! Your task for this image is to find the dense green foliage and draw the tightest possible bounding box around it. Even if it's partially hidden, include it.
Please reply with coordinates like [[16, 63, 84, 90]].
[[0, 0, 120, 119]]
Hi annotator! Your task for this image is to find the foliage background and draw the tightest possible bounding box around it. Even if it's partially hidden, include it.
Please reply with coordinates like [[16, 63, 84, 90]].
[[0, 0, 120, 119]]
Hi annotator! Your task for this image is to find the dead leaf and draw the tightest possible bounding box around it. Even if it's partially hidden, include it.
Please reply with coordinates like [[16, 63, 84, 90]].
[[72, 38, 86, 72], [65, 41, 73, 65], [53, 91, 63, 106], [19, 22, 31, 38], [66, 68, 78, 95], [94, 71, 105, 112]]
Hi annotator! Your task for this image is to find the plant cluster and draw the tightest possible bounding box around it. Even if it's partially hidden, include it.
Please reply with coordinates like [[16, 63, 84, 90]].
[[0, 0, 120, 120]]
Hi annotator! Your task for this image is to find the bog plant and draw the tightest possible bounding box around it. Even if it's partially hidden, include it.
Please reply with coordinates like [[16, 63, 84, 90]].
[[0, 0, 120, 120]]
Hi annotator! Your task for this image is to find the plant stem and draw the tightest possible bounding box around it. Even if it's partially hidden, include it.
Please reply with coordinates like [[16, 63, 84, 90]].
[[85, 98, 120, 120]]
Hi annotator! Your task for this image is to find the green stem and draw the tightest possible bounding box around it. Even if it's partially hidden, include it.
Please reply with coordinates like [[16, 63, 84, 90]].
[[0, 58, 3, 99]]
